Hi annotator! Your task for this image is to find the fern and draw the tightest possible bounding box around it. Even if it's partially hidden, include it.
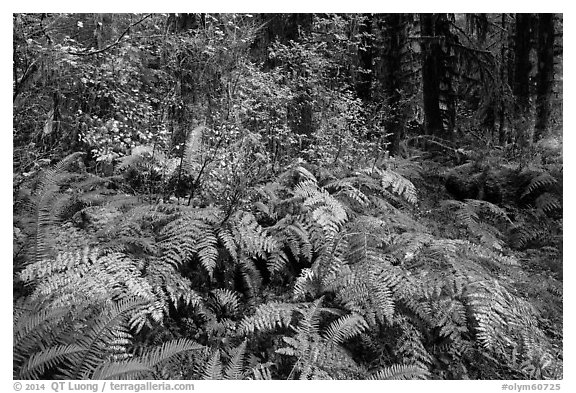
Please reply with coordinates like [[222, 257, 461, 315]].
[[91, 338, 204, 380], [293, 268, 319, 301], [293, 180, 348, 240], [275, 298, 366, 379], [223, 340, 248, 379], [441, 199, 509, 251], [203, 350, 223, 379], [535, 192, 561, 214], [238, 302, 297, 335], [19, 247, 157, 316], [361, 166, 418, 205], [19, 344, 86, 380], [209, 289, 241, 318], [23, 152, 86, 263], [521, 171, 557, 200], [160, 207, 222, 277], [368, 364, 429, 380], [14, 297, 146, 379], [322, 313, 369, 346]]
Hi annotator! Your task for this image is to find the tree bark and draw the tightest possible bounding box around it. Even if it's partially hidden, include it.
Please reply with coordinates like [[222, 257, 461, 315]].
[[513, 13, 532, 113], [420, 14, 444, 138], [498, 13, 509, 145], [534, 13, 555, 142], [377, 14, 408, 155]]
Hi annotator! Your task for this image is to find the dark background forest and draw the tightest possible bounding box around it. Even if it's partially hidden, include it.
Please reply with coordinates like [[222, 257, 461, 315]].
[[13, 13, 563, 380]]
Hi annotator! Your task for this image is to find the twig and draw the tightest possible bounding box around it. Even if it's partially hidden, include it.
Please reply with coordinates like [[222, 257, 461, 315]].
[[451, 42, 493, 56], [68, 14, 152, 57]]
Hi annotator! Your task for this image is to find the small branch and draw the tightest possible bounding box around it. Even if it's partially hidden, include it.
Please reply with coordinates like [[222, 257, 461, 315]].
[[68, 14, 152, 57], [187, 135, 224, 206], [452, 42, 493, 56]]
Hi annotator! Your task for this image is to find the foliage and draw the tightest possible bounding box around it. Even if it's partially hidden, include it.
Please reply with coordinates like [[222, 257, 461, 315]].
[[13, 12, 562, 381]]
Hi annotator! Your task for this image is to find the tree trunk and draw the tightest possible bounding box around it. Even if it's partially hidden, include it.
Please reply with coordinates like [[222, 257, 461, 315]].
[[420, 14, 444, 138], [498, 13, 509, 145], [513, 13, 532, 113], [377, 14, 408, 155], [534, 13, 555, 142]]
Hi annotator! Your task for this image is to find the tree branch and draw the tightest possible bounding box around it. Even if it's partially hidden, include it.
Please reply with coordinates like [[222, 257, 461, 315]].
[[67, 14, 152, 57]]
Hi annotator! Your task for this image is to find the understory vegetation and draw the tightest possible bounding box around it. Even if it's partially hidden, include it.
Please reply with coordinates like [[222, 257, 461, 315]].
[[13, 13, 562, 380]]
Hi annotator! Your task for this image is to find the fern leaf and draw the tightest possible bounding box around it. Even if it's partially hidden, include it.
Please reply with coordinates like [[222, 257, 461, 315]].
[[144, 338, 204, 369], [322, 314, 368, 345], [293, 268, 318, 300], [370, 167, 418, 205], [369, 364, 429, 380], [70, 298, 146, 379], [238, 302, 296, 335], [521, 172, 557, 199], [19, 344, 85, 379], [203, 350, 223, 380], [211, 289, 240, 317], [224, 340, 247, 379], [91, 360, 151, 380], [535, 192, 561, 214], [267, 250, 290, 275], [197, 232, 218, 277]]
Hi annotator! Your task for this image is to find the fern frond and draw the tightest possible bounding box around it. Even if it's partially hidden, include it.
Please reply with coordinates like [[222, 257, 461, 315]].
[[203, 350, 223, 380], [238, 302, 297, 335], [293, 268, 319, 300], [369, 364, 428, 380], [19, 344, 85, 379], [521, 172, 557, 199], [224, 340, 247, 379], [535, 192, 561, 214], [91, 360, 151, 380], [293, 180, 347, 239], [322, 314, 368, 345], [143, 338, 204, 370], [466, 199, 513, 224], [366, 167, 418, 205], [267, 250, 290, 275], [234, 212, 278, 258], [68, 298, 146, 379], [217, 227, 238, 261], [196, 232, 218, 277], [395, 318, 433, 369], [210, 289, 240, 317]]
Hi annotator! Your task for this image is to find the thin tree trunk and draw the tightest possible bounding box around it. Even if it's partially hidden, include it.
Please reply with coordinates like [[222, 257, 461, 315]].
[[498, 13, 509, 145]]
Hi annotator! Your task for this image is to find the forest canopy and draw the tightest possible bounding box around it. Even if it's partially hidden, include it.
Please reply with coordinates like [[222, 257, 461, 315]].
[[13, 13, 562, 381]]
